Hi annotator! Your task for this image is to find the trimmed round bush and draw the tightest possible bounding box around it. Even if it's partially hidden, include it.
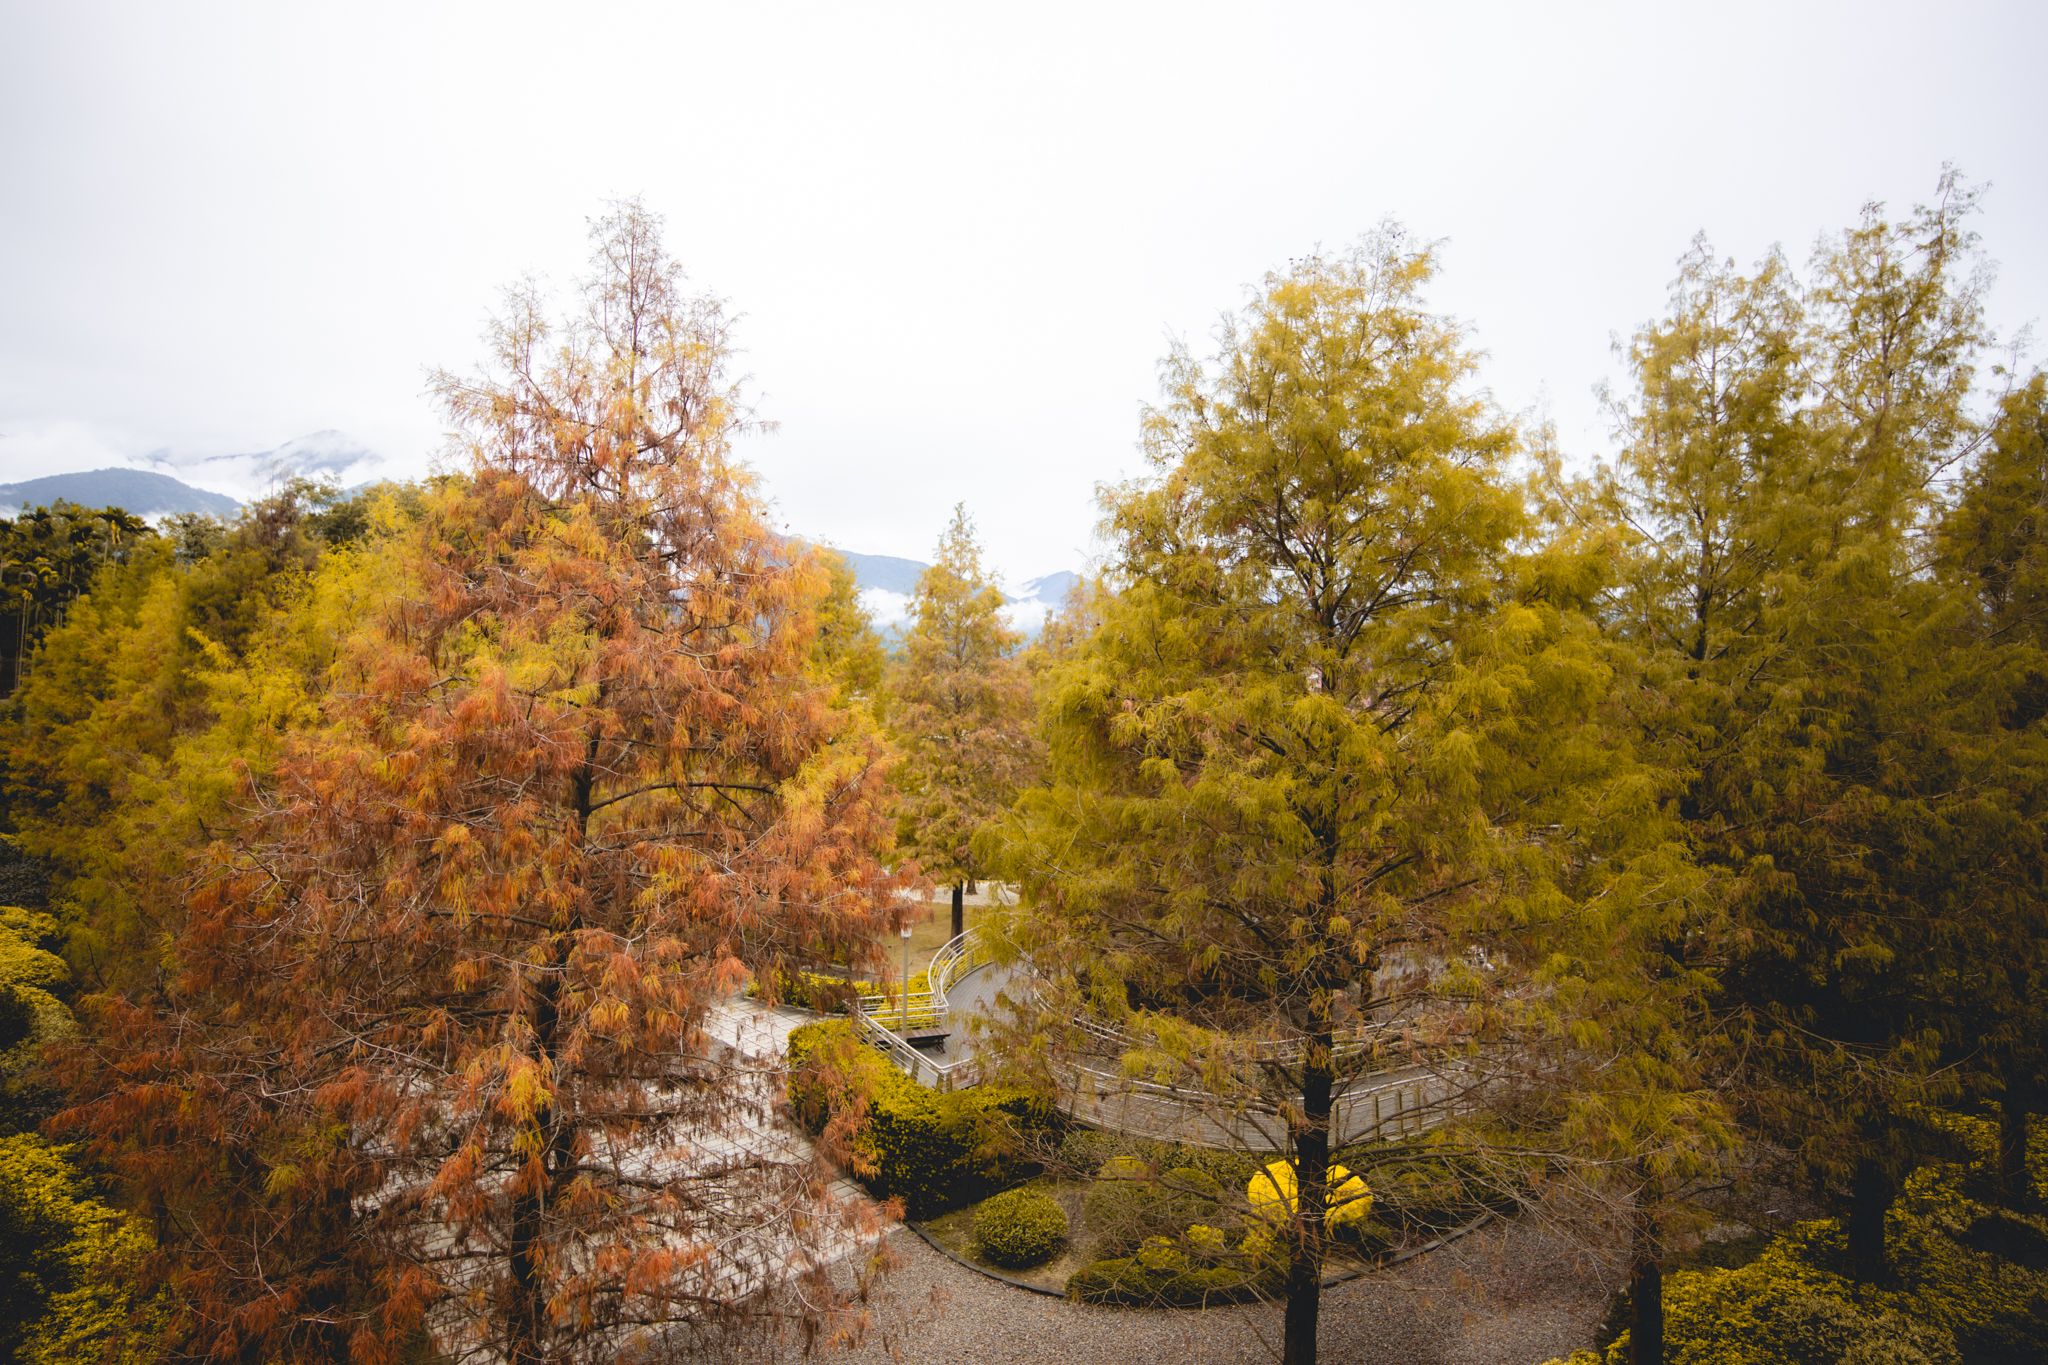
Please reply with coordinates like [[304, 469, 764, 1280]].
[[1162, 1165, 1223, 1209], [972, 1187, 1069, 1269], [1247, 1159, 1373, 1234]]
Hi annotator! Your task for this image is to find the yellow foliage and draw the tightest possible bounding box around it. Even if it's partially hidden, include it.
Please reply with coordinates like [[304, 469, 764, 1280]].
[[1246, 1158, 1373, 1233], [0, 1134, 168, 1365]]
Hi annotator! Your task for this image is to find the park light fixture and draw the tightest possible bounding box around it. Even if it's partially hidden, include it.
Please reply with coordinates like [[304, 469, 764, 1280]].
[[901, 922, 915, 1030]]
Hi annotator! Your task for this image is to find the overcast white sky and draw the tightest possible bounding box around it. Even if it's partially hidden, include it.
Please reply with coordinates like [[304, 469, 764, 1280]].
[[3, 1, 2044, 577]]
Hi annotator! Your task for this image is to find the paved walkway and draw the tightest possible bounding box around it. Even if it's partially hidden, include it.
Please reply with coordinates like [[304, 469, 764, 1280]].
[[828, 1217, 1611, 1364]]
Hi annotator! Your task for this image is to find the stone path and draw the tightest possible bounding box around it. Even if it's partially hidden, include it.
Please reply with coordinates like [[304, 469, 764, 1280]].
[[829, 1218, 1611, 1364]]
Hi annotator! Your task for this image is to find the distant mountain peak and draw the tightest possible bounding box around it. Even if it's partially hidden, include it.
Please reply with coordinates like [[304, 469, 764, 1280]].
[[830, 548, 1079, 639], [0, 467, 239, 519]]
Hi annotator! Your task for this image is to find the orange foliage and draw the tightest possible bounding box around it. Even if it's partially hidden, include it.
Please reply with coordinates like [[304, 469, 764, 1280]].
[[59, 203, 904, 1362]]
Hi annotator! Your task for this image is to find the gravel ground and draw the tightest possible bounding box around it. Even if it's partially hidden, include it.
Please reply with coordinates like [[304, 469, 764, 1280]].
[[826, 1216, 1616, 1365]]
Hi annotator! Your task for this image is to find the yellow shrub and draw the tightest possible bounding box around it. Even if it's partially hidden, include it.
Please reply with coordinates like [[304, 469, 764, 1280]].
[[1247, 1158, 1373, 1233]]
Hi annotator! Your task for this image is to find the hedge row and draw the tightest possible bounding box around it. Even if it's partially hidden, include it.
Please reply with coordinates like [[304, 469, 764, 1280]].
[[785, 1018, 1050, 1217]]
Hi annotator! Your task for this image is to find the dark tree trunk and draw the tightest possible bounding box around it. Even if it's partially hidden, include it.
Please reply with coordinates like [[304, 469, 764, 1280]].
[[1846, 1155, 1894, 1282], [1282, 1035, 1334, 1365], [507, 963, 564, 1365], [2000, 1075, 2038, 1209], [951, 881, 965, 941], [509, 735, 598, 1362], [1627, 1192, 1664, 1365]]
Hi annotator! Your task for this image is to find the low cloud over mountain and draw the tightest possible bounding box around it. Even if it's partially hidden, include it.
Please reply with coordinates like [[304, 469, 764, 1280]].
[[834, 551, 1078, 639], [0, 430, 388, 521], [143, 429, 384, 500]]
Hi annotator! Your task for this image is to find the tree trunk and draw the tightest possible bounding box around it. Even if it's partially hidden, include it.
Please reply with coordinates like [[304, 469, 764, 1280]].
[[1846, 1155, 1893, 1282], [507, 963, 564, 1365], [509, 736, 598, 1362], [951, 881, 965, 941], [1627, 1190, 1664, 1365], [1282, 1035, 1334, 1365], [2000, 1074, 2038, 1209]]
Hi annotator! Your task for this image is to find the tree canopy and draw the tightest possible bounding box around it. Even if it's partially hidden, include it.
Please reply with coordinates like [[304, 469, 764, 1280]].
[[988, 231, 1706, 1365]]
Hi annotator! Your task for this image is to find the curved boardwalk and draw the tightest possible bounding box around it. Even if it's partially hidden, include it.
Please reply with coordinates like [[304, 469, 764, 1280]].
[[864, 929, 1462, 1152]]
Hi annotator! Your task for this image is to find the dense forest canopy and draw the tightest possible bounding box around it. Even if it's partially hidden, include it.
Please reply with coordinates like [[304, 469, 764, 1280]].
[[0, 179, 2043, 1365]]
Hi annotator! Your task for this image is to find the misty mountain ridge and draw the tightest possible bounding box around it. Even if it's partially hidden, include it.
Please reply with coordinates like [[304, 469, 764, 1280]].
[[831, 551, 1079, 639], [0, 457, 1079, 640], [1, 430, 386, 521], [0, 467, 240, 519]]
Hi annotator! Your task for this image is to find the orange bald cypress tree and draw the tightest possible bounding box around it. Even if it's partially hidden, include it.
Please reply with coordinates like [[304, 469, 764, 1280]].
[[64, 204, 904, 1362]]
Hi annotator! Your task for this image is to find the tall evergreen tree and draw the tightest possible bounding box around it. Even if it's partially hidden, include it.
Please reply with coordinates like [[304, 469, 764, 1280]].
[[992, 232, 1696, 1365], [889, 505, 1036, 939], [1613, 173, 1997, 1280], [808, 546, 888, 711], [1938, 372, 2048, 1208], [0, 503, 152, 695]]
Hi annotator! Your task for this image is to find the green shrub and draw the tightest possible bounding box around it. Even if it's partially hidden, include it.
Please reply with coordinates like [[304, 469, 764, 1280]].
[[1082, 1155, 1208, 1256], [1584, 1159, 2048, 1365], [1055, 1127, 1119, 1177], [784, 1019, 1049, 1217], [972, 1187, 1069, 1269], [1065, 1234, 1281, 1307], [1053, 1128, 1258, 1189], [785, 1018, 889, 1130], [1162, 1165, 1224, 1206], [1365, 1155, 1487, 1230]]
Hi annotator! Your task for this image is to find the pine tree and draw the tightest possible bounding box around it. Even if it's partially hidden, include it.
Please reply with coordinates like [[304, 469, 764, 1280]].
[[1938, 372, 2048, 1207], [2, 483, 387, 985], [889, 505, 1036, 939], [809, 547, 887, 710]]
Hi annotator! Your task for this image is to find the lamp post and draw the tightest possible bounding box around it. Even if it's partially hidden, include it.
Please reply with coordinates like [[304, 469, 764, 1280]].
[[900, 923, 914, 1031]]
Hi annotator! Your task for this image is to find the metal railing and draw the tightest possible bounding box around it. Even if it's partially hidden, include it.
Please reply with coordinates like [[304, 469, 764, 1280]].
[[1055, 1058, 1460, 1151], [853, 928, 991, 1034], [851, 928, 1475, 1131], [848, 928, 998, 1091], [851, 1008, 984, 1092], [928, 928, 993, 1001], [852, 988, 946, 1032]]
